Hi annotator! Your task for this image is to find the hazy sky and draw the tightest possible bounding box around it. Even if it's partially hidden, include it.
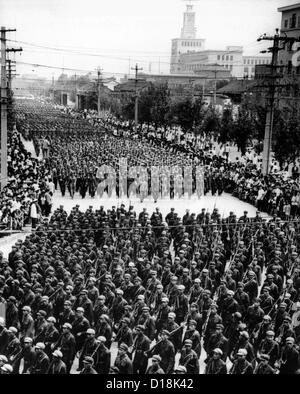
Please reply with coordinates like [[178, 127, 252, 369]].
[[0, 0, 295, 79]]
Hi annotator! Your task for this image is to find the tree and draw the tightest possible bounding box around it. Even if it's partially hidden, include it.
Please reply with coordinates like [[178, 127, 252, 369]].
[[218, 107, 233, 144], [230, 107, 255, 155], [273, 113, 300, 169]]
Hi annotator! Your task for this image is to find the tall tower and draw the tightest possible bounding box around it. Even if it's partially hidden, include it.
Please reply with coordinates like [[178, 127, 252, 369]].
[[170, 1, 205, 74], [181, 4, 197, 39]]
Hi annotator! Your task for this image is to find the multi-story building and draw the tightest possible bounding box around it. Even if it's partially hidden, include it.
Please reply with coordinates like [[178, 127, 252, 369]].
[[171, 4, 271, 79], [170, 4, 206, 74], [243, 56, 272, 79], [278, 3, 300, 75]]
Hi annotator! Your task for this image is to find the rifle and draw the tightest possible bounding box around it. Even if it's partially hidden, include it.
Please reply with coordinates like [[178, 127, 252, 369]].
[[144, 323, 186, 357]]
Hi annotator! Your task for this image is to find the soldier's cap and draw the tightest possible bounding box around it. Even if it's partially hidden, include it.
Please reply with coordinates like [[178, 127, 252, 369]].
[[52, 350, 63, 358], [189, 320, 197, 326], [237, 282, 244, 288], [0, 355, 8, 362], [240, 331, 249, 339], [194, 278, 201, 283], [35, 342, 46, 350], [156, 284, 163, 289], [80, 289, 88, 295], [8, 326, 18, 334], [263, 286, 270, 292], [174, 257, 180, 261], [184, 339, 192, 346], [161, 297, 169, 303], [171, 276, 178, 281], [137, 258, 144, 262], [110, 366, 119, 373], [63, 323, 72, 330], [260, 354, 270, 361], [237, 348, 247, 356], [279, 303, 287, 308], [136, 325, 145, 331], [124, 305, 132, 311], [103, 245, 108, 249], [137, 294, 145, 300], [22, 306, 31, 312], [183, 268, 189, 273], [286, 337, 295, 344], [175, 366, 187, 373], [162, 330, 170, 336], [177, 285, 185, 291], [86, 328, 95, 335], [202, 269, 209, 274], [116, 289, 124, 295], [216, 324, 224, 330], [1, 364, 13, 373], [284, 316, 292, 322], [248, 271, 255, 277], [213, 348, 223, 356], [152, 355, 161, 362], [8, 296, 17, 303], [76, 307, 84, 313], [267, 274, 274, 279], [97, 336, 106, 343], [119, 343, 128, 352], [24, 337, 33, 344], [168, 312, 176, 319], [37, 310, 47, 317], [66, 285, 73, 291], [83, 356, 94, 364], [227, 290, 234, 296], [64, 300, 71, 306]]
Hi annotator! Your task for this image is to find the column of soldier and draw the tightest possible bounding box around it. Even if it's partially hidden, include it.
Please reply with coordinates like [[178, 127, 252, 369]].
[[15, 101, 300, 221], [0, 202, 300, 375]]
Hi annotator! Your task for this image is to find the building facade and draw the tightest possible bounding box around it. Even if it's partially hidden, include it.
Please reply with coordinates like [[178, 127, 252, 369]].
[[170, 4, 206, 73], [243, 56, 272, 79], [171, 4, 271, 79]]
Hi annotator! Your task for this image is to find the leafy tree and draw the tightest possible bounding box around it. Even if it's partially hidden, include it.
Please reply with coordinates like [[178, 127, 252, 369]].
[[218, 107, 233, 143], [273, 113, 300, 169], [230, 107, 255, 155]]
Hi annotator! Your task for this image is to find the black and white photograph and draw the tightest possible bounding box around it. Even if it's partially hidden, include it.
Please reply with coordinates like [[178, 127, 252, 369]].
[[0, 0, 300, 379]]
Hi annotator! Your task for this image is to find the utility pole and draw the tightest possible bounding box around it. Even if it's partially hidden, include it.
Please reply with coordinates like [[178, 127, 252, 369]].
[[131, 63, 143, 133], [1, 27, 21, 189], [257, 29, 300, 175], [213, 69, 218, 107], [74, 73, 77, 109], [97, 67, 103, 116]]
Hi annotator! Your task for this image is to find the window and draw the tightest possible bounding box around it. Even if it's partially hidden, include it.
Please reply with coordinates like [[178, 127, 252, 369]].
[[244, 59, 246, 64], [298, 16, 300, 27], [290, 14, 297, 28], [284, 19, 288, 28], [230, 55, 233, 61], [244, 67, 248, 72], [251, 60, 254, 65], [217, 55, 221, 60], [222, 55, 224, 60], [230, 65, 233, 71], [226, 55, 229, 61], [252, 67, 255, 72], [247, 59, 250, 65]]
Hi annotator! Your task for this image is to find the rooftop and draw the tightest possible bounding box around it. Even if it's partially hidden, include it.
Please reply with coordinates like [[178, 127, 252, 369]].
[[278, 3, 300, 12]]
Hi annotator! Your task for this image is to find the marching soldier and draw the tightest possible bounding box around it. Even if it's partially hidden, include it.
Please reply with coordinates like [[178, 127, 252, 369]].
[[47, 350, 67, 374], [229, 348, 254, 374], [132, 325, 151, 374], [178, 339, 199, 374], [114, 343, 133, 374], [94, 336, 111, 374], [205, 348, 227, 374]]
